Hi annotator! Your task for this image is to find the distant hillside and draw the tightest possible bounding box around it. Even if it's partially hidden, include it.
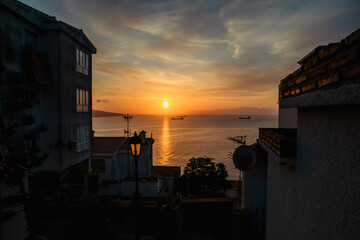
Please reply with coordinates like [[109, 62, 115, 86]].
[[192, 107, 277, 115], [93, 109, 123, 117]]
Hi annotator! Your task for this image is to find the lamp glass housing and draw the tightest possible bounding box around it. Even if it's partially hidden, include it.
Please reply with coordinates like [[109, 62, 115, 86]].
[[129, 132, 142, 157], [131, 143, 141, 156]]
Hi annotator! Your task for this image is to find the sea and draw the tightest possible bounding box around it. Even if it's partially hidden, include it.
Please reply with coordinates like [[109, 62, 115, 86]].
[[93, 114, 277, 180]]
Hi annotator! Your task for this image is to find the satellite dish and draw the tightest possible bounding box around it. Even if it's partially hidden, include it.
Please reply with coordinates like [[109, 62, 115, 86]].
[[233, 145, 257, 171]]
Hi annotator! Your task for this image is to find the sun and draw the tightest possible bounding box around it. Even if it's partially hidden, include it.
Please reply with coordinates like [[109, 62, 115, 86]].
[[163, 101, 169, 108]]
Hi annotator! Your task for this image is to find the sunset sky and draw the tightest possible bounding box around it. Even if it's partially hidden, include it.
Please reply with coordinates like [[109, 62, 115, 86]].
[[22, 0, 360, 115]]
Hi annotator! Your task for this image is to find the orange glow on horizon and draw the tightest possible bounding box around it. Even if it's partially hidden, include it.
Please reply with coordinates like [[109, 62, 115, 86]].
[[92, 93, 278, 115]]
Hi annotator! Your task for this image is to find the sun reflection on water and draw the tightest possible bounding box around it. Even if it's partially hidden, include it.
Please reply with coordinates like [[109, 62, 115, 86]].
[[158, 116, 171, 165]]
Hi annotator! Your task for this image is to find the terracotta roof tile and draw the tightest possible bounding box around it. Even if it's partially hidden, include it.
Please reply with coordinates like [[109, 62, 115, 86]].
[[119, 138, 130, 150], [153, 166, 181, 179], [92, 137, 126, 153]]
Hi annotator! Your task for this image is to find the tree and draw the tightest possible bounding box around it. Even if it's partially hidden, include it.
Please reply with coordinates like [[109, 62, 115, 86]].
[[0, 67, 48, 238], [180, 156, 229, 196]]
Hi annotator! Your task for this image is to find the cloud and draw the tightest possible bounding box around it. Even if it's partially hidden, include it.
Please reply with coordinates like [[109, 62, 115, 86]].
[[21, 0, 360, 113], [96, 99, 109, 102]]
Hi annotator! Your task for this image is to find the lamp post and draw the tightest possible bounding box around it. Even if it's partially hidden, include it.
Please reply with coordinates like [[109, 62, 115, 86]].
[[130, 132, 142, 240]]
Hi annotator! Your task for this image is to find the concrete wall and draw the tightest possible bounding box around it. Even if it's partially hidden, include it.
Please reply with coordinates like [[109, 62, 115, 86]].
[[113, 150, 131, 180], [121, 180, 159, 198], [266, 105, 360, 239], [59, 31, 92, 169], [242, 164, 267, 211], [1, 206, 28, 240], [113, 144, 154, 180], [138, 143, 153, 177], [278, 107, 297, 128], [91, 155, 113, 180]]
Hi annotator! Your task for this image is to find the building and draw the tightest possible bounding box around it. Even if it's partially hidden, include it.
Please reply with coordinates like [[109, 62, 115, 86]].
[[0, 2, 96, 238], [0, 0, 96, 172], [92, 131, 155, 182], [92, 132, 180, 198], [258, 29, 360, 239], [240, 143, 267, 238]]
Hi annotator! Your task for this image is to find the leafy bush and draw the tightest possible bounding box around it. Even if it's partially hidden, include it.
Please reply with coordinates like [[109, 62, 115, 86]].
[[180, 156, 229, 196]]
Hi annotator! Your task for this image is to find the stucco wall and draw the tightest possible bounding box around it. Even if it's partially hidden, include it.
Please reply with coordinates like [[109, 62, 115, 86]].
[[266, 105, 360, 239], [278, 107, 297, 128], [242, 164, 267, 211]]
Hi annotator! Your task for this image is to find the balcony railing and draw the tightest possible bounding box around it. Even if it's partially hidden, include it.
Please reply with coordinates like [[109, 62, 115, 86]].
[[279, 29, 360, 100], [259, 128, 297, 158]]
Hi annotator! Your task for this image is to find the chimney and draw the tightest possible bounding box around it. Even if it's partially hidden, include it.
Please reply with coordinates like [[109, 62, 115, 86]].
[[139, 130, 147, 142]]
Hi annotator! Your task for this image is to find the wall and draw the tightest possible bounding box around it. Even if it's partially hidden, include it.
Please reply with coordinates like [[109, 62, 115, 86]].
[[113, 150, 131, 180], [266, 105, 360, 239], [0, 4, 63, 170], [91, 155, 113, 180], [138, 143, 153, 177], [60, 31, 92, 169], [1, 206, 28, 240], [121, 180, 159, 198], [278, 107, 297, 128], [113, 143, 154, 180], [0, 3, 93, 171]]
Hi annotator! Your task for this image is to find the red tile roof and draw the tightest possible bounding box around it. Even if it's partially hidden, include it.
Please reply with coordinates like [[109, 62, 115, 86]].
[[92, 137, 126, 153], [153, 166, 181, 179], [118, 137, 154, 150], [119, 138, 130, 150]]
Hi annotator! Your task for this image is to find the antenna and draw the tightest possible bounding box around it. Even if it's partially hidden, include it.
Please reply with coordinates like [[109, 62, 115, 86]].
[[227, 135, 247, 148], [122, 113, 133, 177], [123, 113, 133, 138]]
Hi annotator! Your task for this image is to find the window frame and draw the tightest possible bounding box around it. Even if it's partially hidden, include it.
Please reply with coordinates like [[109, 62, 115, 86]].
[[76, 88, 89, 112], [77, 126, 90, 152], [76, 48, 89, 76]]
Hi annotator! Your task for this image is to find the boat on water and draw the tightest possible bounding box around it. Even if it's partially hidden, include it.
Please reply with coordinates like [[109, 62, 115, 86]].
[[239, 116, 251, 119], [171, 116, 184, 120]]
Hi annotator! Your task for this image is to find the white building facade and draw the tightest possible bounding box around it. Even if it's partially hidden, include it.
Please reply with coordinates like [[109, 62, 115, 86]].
[[259, 29, 360, 239]]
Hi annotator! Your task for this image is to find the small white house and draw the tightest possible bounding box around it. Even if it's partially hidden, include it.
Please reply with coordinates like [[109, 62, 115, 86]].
[[91, 131, 180, 198]]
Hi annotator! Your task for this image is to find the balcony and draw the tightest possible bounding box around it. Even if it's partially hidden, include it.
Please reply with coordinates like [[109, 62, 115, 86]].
[[258, 128, 297, 165], [279, 29, 360, 108]]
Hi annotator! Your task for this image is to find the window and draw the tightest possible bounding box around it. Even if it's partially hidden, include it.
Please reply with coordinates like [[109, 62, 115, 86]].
[[76, 88, 89, 112], [77, 126, 90, 152], [76, 49, 89, 75]]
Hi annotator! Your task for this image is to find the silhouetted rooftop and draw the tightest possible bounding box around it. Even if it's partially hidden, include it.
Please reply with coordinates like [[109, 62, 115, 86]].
[[279, 29, 360, 105], [92, 137, 125, 153], [1, 0, 96, 53]]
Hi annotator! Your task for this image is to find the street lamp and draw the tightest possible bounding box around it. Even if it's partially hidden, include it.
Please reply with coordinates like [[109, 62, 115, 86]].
[[129, 132, 142, 240]]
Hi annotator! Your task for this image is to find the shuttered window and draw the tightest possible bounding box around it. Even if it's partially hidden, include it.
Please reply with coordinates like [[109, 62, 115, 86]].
[[76, 88, 89, 112], [76, 48, 89, 75]]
